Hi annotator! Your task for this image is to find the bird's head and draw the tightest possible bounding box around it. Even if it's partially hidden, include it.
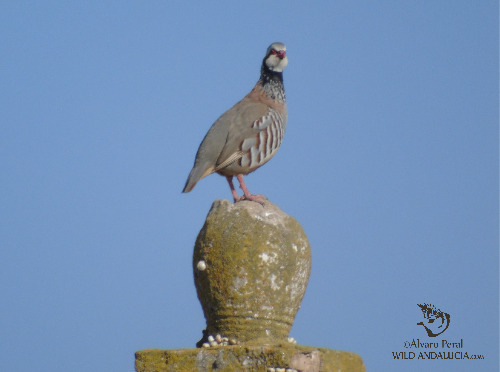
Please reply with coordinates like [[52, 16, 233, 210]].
[[264, 42, 288, 72]]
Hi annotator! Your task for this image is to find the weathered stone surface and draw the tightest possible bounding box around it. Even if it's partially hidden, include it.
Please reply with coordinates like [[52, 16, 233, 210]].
[[193, 199, 311, 345], [134, 199, 366, 371], [135, 344, 366, 372]]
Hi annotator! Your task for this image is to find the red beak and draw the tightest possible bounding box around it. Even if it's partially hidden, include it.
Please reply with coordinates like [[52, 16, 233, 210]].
[[277, 50, 286, 59]]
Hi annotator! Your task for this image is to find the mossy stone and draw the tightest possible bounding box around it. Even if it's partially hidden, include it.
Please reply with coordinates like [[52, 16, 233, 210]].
[[193, 199, 311, 345], [135, 199, 366, 371], [135, 344, 366, 372]]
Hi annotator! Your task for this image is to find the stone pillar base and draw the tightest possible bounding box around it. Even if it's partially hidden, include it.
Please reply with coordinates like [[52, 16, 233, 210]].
[[135, 344, 365, 372]]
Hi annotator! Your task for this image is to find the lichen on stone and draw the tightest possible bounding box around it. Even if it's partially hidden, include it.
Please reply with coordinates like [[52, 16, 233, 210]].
[[193, 199, 311, 345]]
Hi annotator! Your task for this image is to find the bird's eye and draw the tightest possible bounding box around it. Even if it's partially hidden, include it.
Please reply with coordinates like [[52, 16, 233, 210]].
[[270, 49, 278, 55]]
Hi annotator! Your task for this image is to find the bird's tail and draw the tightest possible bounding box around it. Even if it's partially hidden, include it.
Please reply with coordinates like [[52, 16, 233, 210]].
[[182, 163, 214, 193], [182, 174, 198, 193]]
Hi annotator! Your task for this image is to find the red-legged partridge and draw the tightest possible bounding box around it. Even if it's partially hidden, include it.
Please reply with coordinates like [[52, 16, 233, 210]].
[[183, 42, 288, 203]]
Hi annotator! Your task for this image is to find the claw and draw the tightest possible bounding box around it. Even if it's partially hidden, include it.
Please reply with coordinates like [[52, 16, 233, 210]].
[[238, 193, 266, 205], [225, 175, 267, 205]]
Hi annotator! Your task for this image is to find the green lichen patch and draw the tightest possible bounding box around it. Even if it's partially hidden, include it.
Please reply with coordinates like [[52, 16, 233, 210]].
[[135, 344, 366, 372], [193, 200, 311, 344]]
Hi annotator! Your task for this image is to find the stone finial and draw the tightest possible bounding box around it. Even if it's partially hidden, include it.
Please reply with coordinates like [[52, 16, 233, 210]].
[[135, 199, 366, 371], [193, 199, 311, 345]]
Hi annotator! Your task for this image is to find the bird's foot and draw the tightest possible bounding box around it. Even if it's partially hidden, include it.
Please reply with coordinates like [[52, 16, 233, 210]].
[[236, 193, 267, 205]]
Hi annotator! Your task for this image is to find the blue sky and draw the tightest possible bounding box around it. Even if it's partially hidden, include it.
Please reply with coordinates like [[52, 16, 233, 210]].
[[1, 2, 498, 371]]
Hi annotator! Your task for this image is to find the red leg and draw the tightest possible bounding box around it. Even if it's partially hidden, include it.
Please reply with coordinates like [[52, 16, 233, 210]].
[[236, 175, 266, 204], [225, 176, 241, 202]]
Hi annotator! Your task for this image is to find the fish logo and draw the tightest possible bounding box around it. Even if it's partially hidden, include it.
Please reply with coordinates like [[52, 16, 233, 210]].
[[417, 303, 451, 337]]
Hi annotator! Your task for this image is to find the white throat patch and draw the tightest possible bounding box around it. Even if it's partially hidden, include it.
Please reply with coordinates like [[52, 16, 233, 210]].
[[265, 54, 288, 72]]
